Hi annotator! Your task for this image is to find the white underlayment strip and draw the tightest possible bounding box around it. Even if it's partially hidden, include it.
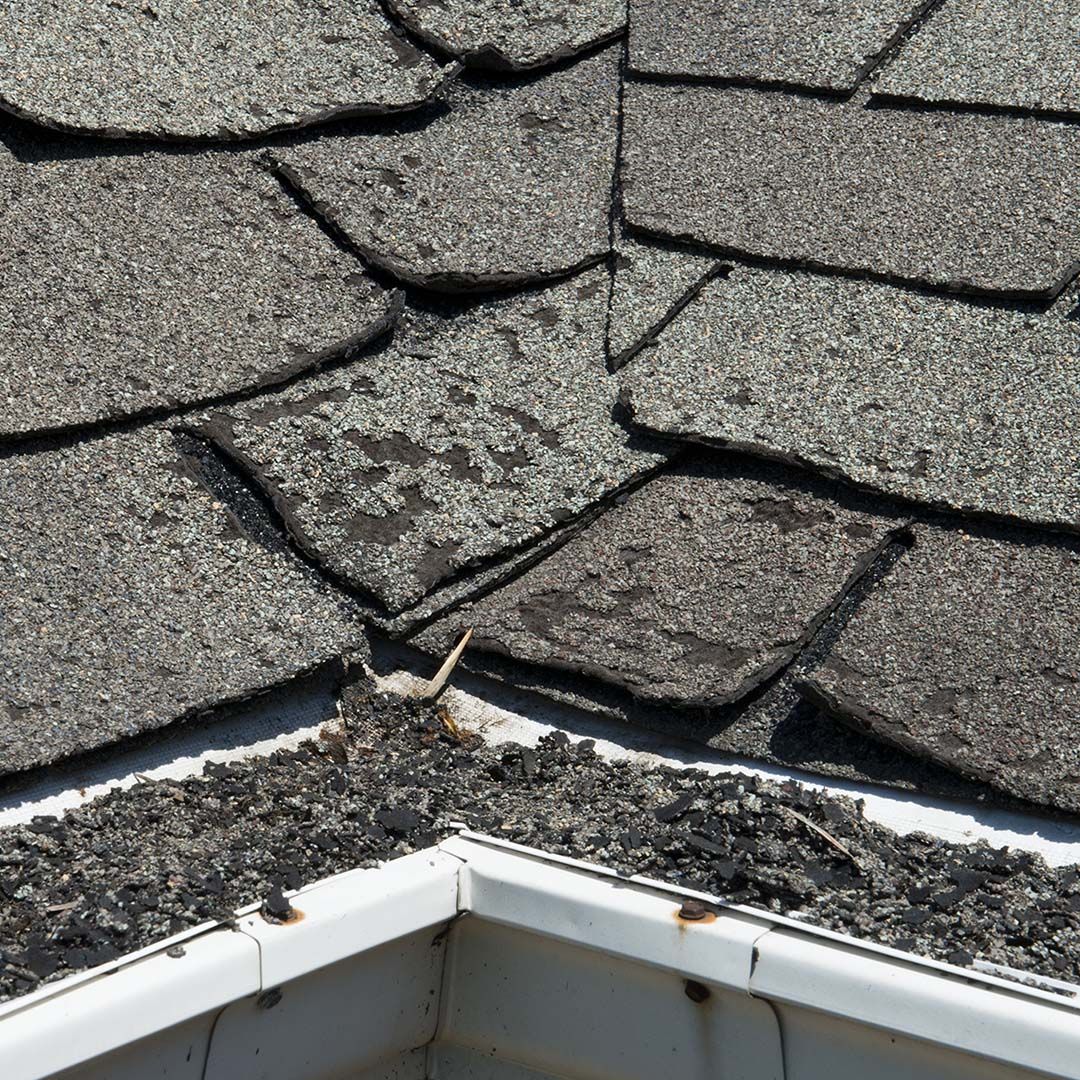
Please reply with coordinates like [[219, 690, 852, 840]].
[[1, 656, 1079, 870]]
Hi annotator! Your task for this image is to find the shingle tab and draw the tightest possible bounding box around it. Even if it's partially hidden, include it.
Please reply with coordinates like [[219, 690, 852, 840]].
[[201, 267, 668, 613], [621, 265, 1080, 532], [386, 0, 625, 71], [0, 1, 455, 140], [415, 458, 902, 709], [0, 136, 397, 439], [0, 428, 364, 775], [802, 523, 1080, 813], [629, 0, 929, 91], [272, 48, 619, 290], [875, 0, 1080, 115], [621, 82, 1080, 297]]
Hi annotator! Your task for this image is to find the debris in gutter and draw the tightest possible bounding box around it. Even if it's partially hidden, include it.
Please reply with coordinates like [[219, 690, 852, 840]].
[[780, 805, 861, 870], [418, 628, 473, 701]]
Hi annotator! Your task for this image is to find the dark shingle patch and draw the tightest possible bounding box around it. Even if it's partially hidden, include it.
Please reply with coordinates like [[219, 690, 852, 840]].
[[875, 0, 1080, 116], [621, 265, 1080, 533], [386, 0, 625, 71], [0, 1, 455, 140], [0, 138, 398, 440], [802, 522, 1080, 814], [413, 457, 902, 709], [199, 267, 668, 614], [628, 0, 931, 91], [607, 227, 723, 368], [0, 428, 364, 776], [621, 82, 1080, 298], [271, 47, 619, 291]]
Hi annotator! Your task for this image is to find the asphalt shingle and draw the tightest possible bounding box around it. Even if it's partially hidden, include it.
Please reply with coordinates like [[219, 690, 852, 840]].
[[621, 82, 1080, 297], [0, 428, 364, 775], [414, 457, 902, 709], [802, 523, 1080, 814], [875, 0, 1080, 116], [200, 267, 668, 613], [628, 0, 930, 90], [0, 135, 398, 439], [386, 0, 625, 71], [271, 48, 619, 290], [621, 265, 1080, 532]]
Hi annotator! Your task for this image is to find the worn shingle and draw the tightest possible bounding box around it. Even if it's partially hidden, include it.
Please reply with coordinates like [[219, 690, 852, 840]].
[[200, 268, 668, 613], [0, 136, 398, 439], [272, 48, 619, 290], [414, 457, 902, 709], [802, 523, 1080, 814], [621, 82, 1080, 297], [621, 266, 1080, 532], [875, 0, 1080, 116], [0, 428, 364, 775], [628, 0, 929, 90], [386, 0, 625, 71]]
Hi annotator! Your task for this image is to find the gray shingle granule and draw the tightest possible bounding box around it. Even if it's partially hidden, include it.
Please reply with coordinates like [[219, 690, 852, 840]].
[[0, 0, 455, 140], [875, 0, 1080, 116], [621, 82, 1080, 297], [200, 268, 669, 613], [803, 522, 1080, 814], [0, 428, 365, 775], [0, 690, 1075, 1003], [0, 136, 398, 439], [271, 48, 619, 291], [620, 265, 1080, 532], [386, 0, 625, 71], [413, 457, 903, 709], [628, 0, 930, 91]]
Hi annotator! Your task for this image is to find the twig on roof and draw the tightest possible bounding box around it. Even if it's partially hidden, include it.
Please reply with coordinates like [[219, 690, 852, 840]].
[[417, 628, 473, 701]]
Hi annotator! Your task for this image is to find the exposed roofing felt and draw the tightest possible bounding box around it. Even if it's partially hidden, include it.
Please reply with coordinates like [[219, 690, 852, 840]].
[[621, 82, 1080, 297], [802, 522, 1080, 814], [414, 458, 902, 709], [199, 268, 668, 613], [386, 0, 625, 71], [621, 265, 1080, 532], [0, 134, 398, 439], [0, 1, 455, 140], [271, 48, 619, 290], [628, 0, 930, 90], [0, 429, 364, 774], [875, 0, 1080, 115]]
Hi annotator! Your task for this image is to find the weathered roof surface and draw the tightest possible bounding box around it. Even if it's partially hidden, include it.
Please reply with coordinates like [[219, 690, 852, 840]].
[[416, 457, 902, 709], [199, 268, 667, 613], [875, 0, 1080, 115], [0, 132, 398, 438], [802, 522, 1080, 814], [0, 1, 455, 140], [0, 428, 363, 774], [628, 0, 930, 90], [621, 81, 1080, 297], [387, 0, 625, 71], [621, 266, 1080, 531], [271, 48, 619, 290]]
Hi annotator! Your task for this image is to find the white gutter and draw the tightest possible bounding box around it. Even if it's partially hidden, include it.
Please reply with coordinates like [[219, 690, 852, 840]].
[[1, 834, 1077, 1080]]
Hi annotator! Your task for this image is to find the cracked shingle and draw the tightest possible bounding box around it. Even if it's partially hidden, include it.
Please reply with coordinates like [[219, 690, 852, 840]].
[[628, 0, 930, 90], [621, 265, 1080, 533], [875, 0, 1080, 116], [413, 457, 903, 709], [271, 47, 619, 290], [0, 428, 364, 775], [802, 523, 1080, 814], [200, 267, 669, 613], [386, 0, 625, 71], [621, 82, 1080, 297], [0, 1, 455, 140], [0, 135, 398, 439]]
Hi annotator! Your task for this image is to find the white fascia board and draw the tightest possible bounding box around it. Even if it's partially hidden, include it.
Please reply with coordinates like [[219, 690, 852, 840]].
[[0, 925, 260, 1080], [234, 849, 462, 987]]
